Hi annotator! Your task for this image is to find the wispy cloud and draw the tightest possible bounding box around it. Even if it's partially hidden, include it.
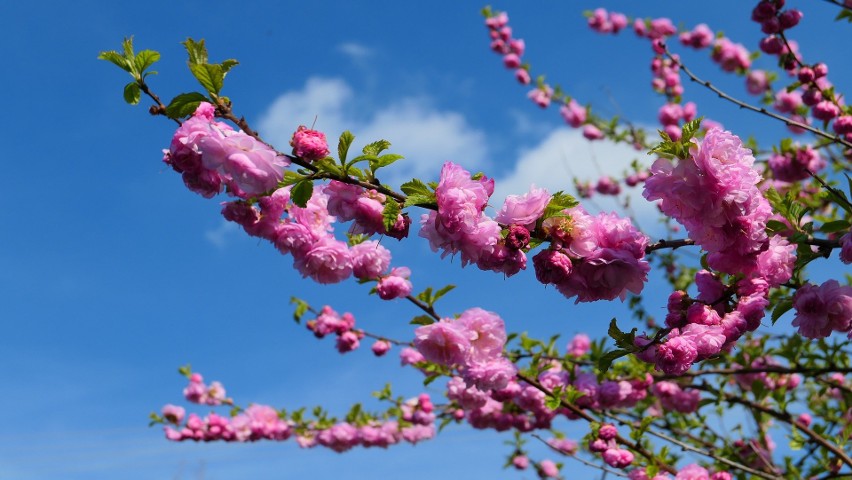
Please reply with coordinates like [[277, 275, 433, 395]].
[[204, 221, 238, 250], [337, 42, 373, 61]]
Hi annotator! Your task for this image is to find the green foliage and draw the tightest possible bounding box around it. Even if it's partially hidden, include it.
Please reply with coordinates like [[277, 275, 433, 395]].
[[290, 180, 314, 208], [401, 178, 437, 208], [164, 92, 208, 119], [98, 37, 160, 104], [338, 131, 355, 164], [541, 191, 578, 220], [382, 200, 401, 231], [290, 297, 310, 323]]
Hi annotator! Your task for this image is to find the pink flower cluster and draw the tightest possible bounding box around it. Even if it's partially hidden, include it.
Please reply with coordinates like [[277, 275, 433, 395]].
[[589, 424, 634, 469], [163, 103, 289, 198], [658, 102, 698, 140], [485, 11, 531, 85], [300, 395, 435, 451], [679, 24, 714, 49], [791, 280, 852, 339], [650, 54, 683, 98], [587, 8, 628, 34], [222, 183, 411, 289], [651, 381, 701, 413], [711, 38, 751, 73], [326, 180, 410, 239], [643, 128, 779, 277], [306, 306, 364, 353], [183, 373, 230, 405], [767, 143, 825, 182], [629, 464, 731, 480], [535, 206, 650, 303], [164, 404, 291, 442], [414, 308, 516, 391], [163, 394, 435, 449], [421, 162, 539, 277]]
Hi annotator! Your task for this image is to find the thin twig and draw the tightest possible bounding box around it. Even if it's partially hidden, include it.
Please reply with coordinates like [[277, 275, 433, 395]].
[[662, 45, 852, 150]]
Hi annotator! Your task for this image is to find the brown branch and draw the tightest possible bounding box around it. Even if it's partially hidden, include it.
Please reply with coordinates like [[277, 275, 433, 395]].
[[645, 238, 695, 253]]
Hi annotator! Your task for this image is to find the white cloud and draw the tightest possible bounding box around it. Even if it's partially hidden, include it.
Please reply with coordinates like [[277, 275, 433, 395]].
[[257, 77, 489, 187], [337, 42, 373, 61], [204, 221, 238, 249]]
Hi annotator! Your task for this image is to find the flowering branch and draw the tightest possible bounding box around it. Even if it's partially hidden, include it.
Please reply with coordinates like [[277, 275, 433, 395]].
[[662, 45, 852, 149]]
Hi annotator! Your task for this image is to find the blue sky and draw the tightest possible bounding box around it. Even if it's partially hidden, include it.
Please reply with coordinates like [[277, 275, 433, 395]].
[[1, 1, 849, 479]]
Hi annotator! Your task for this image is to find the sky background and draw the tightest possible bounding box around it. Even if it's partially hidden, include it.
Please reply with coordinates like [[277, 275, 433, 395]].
[[1, 1, 849, 479]]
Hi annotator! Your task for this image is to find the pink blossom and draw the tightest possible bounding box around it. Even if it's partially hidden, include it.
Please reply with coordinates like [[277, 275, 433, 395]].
[[774, 90, 802, 113], [399, 347, 425, 366], [414, 321, 471, 366], [336, 330, 361, 353], [528, 85, 553, 108], [676, 464, 710, 480], [371, 339, 391, 356], [560, 99, 587, 128], [792, 280, 852, 338], [200, 130, 289, 197], [463, 357, 516, 391], [290, 126, 330, 161], [512, 455, 529, 470], [655, 335, 698, 375], [567, 333, 591, 357], [754, 235, 796, 286], [294, 237, 353, 284], [679, 23, 714, 49], [746, 70, 770, 94], [495, 185, 551, 230], [457, 307, 507, 361], [376, 266, 412, 300], [839, 231, 852, 264], [350, 241, 391, 279], [162, 404, 185, 424], [583, 124, 604, 140], [539, 459, 559, 478], [515, 68, 531, 85], [533, 249, 573, 285], [711, 38, 751, 72]]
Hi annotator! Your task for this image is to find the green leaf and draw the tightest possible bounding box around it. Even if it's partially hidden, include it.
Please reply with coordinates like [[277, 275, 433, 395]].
[[404, 193, 437, 209], [598, 348, 629, 373], [423, 373, 440, 386], [771, 298, 794, 325], [363, 140, 391, 156], [789, 426, 806, 450], [542, 191, 578, 219], [165, 92, 209, 119], [400, 178, 433, 197], [290, 297, 310, 323], [134, 49, 160, 74], [97, 50, 131, 72], [410, 315, 435, 326], [221, 59, 239, 73], [820, 219, 851, 234], [371, 153, 404, 170], [432, 285, 455, 303], [123, 82, 141, 105], [291, 181, 314, 208], [190, 63, 224, 96], [382, 201, 401, 231], [280, 171, 305, 187], [607, 318, 637, 350], [681, 117, 703, 142], [178, 364, 192, 378], [182, 38, 209, 65], [338, 131, 355, 164]]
